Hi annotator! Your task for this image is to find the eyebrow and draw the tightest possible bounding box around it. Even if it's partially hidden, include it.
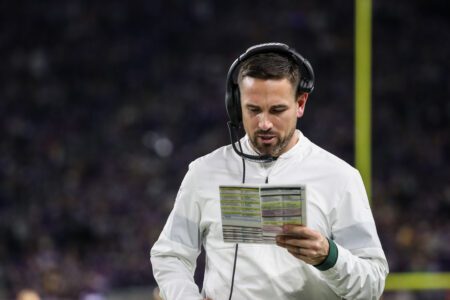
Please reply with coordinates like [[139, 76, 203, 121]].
[[245, 104, 260, 108], [271, 104, 288, 109], [245, 104, 288, 109]]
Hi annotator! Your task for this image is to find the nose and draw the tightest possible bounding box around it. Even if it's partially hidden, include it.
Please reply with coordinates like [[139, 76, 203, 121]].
[[258, 113, 273, 131]]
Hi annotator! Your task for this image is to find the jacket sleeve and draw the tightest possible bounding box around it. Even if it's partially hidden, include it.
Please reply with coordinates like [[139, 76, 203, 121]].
[[150, 161, 203, 300], [320, 169, 389, 300]]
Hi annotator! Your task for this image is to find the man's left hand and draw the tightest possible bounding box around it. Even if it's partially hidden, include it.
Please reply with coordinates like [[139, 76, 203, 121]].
[[276, 224, 329, 265]]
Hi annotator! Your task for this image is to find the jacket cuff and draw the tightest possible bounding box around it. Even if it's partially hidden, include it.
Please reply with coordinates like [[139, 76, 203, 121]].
[[314, 238, 338, 271]]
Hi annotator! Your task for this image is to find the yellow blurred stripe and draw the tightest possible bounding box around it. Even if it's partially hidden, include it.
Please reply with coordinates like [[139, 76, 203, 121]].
[[355, 0, 372, 200], [385, 272, 450, 290]]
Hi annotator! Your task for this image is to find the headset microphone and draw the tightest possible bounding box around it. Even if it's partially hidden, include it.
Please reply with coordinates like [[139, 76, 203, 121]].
[[227, 122, 276, 163]]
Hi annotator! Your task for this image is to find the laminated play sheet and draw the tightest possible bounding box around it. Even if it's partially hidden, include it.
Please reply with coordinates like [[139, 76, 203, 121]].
[[219, 185, 307, 244]]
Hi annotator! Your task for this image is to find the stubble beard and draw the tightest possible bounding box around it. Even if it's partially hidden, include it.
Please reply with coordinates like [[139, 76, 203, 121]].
[[250, 126, 296, 158]]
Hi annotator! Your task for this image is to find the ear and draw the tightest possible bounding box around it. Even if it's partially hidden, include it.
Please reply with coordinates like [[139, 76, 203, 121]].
[[296, 93, 309, 118]]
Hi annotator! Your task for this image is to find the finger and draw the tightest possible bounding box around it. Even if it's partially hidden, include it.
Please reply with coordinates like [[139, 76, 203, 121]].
[[276, 240, 286, 248], [286, 245, 302, 255], [276, 235, 304, 248], [276, 235, 289, 245], [275, 233, 307, 245], [290, 252, 315, 264], [286, 246, 318, 263], [286, 246, 327, 265], [277, 236, 317, 248], [282, 225, 319, 239], [276, 236, 290, 249], [286, 244, 319, 256]]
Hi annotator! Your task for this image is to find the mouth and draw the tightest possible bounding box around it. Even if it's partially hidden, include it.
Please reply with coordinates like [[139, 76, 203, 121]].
[[257, 134, 276, 144]]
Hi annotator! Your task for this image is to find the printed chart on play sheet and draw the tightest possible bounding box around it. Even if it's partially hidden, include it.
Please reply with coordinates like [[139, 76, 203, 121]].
[[219, 185, 307, 244]]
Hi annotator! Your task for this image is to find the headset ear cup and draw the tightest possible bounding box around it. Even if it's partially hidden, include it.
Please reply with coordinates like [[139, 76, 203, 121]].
[[225, 90, 233, 123], [226, 83, 241, 126], [233, 86, 242, 124], [299, 58, 315, 93]]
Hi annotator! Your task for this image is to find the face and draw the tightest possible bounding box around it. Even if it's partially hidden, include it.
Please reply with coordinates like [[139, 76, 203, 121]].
[[240, 77, 308, 157]]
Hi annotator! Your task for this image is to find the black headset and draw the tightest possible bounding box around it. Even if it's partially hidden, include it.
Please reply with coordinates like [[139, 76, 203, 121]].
[[224, 42, 315, 162], [225, 42, 315, 126]]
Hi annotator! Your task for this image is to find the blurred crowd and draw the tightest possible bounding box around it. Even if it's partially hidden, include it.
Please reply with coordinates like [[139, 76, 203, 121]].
[[0, 0, 448, 299]]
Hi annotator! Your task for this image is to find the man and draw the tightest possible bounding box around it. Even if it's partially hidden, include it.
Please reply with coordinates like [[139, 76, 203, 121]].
[[151, 43, 388, 299]]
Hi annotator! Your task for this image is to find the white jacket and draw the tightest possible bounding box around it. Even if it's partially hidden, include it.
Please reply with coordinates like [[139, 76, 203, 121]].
[[151, 130, 388, 300]]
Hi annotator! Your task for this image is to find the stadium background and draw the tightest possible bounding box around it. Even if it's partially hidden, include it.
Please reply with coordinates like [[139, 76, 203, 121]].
[[1, 0, 449, 299]]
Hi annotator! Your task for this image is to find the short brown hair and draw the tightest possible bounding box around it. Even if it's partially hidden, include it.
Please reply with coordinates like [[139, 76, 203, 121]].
[[237, 52, 302, 97]]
